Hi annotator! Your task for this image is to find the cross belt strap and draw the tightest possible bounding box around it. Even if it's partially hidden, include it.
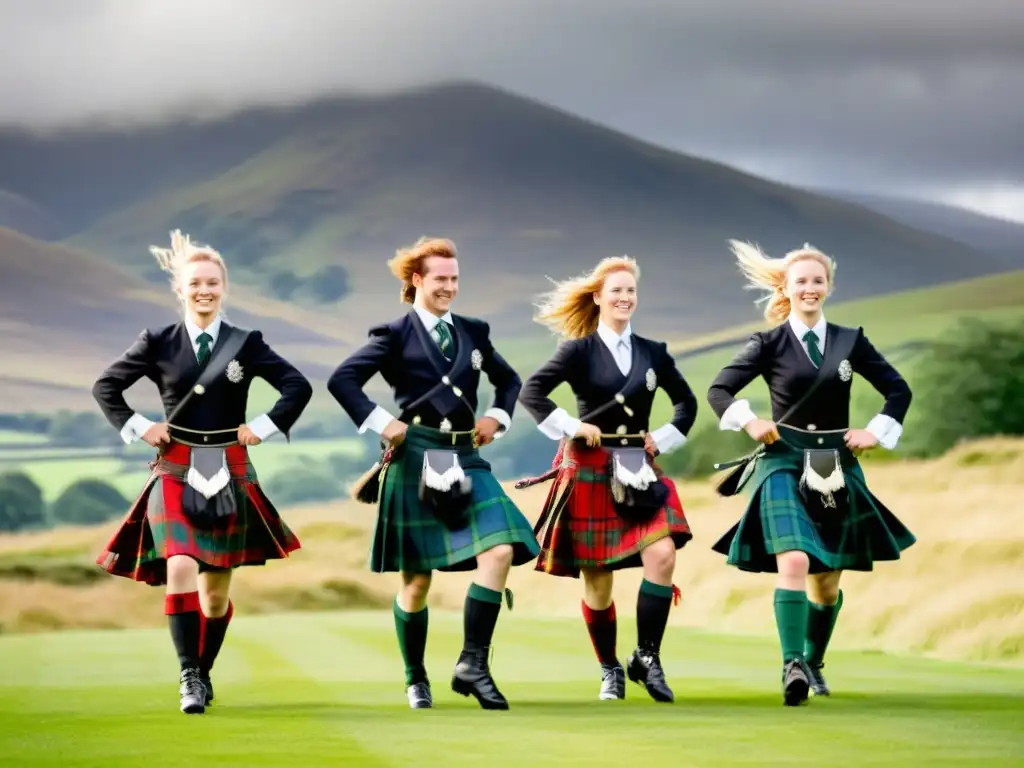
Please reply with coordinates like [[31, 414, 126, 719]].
[[712, 328, 859, 495]]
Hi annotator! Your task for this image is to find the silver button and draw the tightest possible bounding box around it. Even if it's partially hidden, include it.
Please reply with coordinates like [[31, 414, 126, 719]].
[[807, 424, 817, 431], [817, 437, 824, 444]]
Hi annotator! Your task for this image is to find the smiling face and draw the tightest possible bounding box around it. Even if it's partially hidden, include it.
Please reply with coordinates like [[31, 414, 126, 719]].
[[594, 268, 637, 326], [179, 258, 225, 321], [412, 255, 459, 315], [784, 256, 830, 317]]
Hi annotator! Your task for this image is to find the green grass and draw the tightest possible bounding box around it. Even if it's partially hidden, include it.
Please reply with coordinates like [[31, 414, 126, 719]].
[[0, 611, 1020, 766], [0, 430, 48, 445]]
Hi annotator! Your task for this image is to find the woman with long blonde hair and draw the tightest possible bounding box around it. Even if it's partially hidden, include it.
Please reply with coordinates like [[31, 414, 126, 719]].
[[518, 256, 697, 704], [92, 230, 312, 715], [707, 240, 915, 706]]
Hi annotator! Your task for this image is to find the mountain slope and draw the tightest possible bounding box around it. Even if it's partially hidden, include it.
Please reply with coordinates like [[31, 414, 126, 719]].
[[0, 228, 341, 411], [0, 82, 1012, 340], [820, 190, 1024, 265]]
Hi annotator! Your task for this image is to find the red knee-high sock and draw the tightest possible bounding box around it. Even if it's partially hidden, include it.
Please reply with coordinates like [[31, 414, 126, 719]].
[[582, 600, 618, 665], [199, 601, 234, 675], [165, 592, 201, 671]]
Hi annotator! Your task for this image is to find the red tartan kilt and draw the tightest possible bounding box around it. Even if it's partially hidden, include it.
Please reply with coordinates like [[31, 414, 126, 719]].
[[534, 441, 692, 578], [95, 442, 301, 586]]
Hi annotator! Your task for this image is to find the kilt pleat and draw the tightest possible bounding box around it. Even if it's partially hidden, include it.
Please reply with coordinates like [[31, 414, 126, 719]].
[[95, 444, 300, 586], [372, 425, 540, 573], [534, 442, 692, 578], [712, 464, 916, 574]]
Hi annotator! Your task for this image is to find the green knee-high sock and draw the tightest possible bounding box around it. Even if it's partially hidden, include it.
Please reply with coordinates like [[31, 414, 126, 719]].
[[394, 598, 429, 686], [805, 590, 843, 667], [773, 589, 809, 663]]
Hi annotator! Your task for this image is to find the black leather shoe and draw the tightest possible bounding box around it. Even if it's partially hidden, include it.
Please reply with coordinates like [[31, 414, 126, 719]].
[[407, 681, 433, 709], [807, 663, 830, 696], [179, 668, 206, 714], [599, 662, 625, 700], [782, 658, 810, 706], [451, 647, 509, 710], [626, 649, 674, 703]]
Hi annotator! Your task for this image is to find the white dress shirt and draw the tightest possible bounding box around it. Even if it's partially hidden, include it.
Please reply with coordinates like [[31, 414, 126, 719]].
[[357, 303, 512, 437], [120, 313, 280, 444], [536, 321, 687, 455], [718, 313, 903, 449]]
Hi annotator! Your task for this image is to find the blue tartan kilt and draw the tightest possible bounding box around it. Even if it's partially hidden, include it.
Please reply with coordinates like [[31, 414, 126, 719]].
[[712, 463, 916, 574], [371, 424, 540, 573]]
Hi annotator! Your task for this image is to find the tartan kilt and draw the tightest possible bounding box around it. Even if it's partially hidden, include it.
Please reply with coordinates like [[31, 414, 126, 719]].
[[371, 424, 540, 573], [95, 442, 300, 586], [534, 441, 692, 578], [712, 444, 916, 574]]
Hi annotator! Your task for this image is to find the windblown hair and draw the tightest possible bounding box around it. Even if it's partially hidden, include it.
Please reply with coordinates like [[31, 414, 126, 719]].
[[387, 237, 458, 304], [149, 229, 228, 302], [728, 240, 836, 326], [534, 256, 640, 339]]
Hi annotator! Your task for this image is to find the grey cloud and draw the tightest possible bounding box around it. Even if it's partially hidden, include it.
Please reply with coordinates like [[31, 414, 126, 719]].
[[0, 0, 1021, 200]]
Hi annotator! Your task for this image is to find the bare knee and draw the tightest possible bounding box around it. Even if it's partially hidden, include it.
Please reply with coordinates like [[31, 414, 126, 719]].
[[776, 551, 810, 581], [641, 537, 676, 578], [400, 572, 432, 611], [808, 571, 842, 605], [199, 576, 232, 618], [582, 569, 614, 609], [479, 544, 514, 571], [166, 556, 199, 593]]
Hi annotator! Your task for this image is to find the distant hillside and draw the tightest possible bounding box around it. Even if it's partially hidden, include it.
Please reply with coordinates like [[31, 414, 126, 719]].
[[0, 82, 1011, 341], [0, 228, 341, 411], [821, 190, 1023, 266]]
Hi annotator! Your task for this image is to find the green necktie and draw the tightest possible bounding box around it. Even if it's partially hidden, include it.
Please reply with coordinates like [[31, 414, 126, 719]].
[[435, 321, 454, 360], [803, 330, 823, 368], [197, 332, 213, 365]]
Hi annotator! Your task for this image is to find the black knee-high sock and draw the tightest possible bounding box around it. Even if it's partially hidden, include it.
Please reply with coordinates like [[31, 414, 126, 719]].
[[636, 579, 674, 653], [165, 592, 201, 671], [200, 601, 234, 675], [464, 583, 502, 650]]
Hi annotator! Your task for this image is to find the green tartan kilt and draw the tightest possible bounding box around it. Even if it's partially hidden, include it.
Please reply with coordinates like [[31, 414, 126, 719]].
[[371, 424, 541, 573], [712, 432, 916, 573]]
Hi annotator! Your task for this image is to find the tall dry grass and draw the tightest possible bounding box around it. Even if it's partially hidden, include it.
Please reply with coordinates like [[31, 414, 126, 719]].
[[1, 438, 1022, 664]]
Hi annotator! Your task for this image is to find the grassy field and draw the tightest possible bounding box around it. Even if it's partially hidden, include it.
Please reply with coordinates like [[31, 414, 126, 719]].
[[0, 611, 1021, 767], [1, 438, 1022, 765]]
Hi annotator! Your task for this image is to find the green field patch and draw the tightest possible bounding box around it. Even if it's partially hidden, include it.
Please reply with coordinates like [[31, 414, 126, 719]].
[[0, 612, 1021, 765]]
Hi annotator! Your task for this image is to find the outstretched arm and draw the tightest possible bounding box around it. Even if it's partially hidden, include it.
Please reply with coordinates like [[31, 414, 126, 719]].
[[475, 320, 521, 436], [92, 329, 156, 444], [326, 324, 397, 435], [707, 334, 767, 431], [518, 340, 581, 440], [851, 329, 912, 449], [648, 343, 698, 454], [246, 331, 314, 441]]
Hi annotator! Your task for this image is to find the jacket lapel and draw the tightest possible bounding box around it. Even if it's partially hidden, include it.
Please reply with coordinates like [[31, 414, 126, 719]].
[[446, 316, 473, 382], [408, 310, 454, 375], [617, 337, 651, 398]]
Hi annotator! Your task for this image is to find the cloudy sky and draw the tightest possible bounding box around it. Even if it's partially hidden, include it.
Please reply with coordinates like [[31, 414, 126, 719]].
[[2, 0, 1022, 221]]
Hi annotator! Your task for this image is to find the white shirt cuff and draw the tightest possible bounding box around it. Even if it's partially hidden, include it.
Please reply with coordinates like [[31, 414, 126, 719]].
[[536, 407, 581, 441], [120, 412, 155, 444], [720, 399, 758, 432], [247, 414, 280, 441], [650, 423, 687, 455], [483, 408, 511, 438], [358, 405, 395, 435], [865, 413, 903, 450]]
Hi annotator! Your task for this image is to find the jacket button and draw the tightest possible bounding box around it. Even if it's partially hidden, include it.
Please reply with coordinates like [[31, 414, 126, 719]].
[[807, 424, 817, 431]]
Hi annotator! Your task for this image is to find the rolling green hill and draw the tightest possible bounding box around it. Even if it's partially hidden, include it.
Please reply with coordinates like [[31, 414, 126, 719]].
[[0, 82, 1011, 344]]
